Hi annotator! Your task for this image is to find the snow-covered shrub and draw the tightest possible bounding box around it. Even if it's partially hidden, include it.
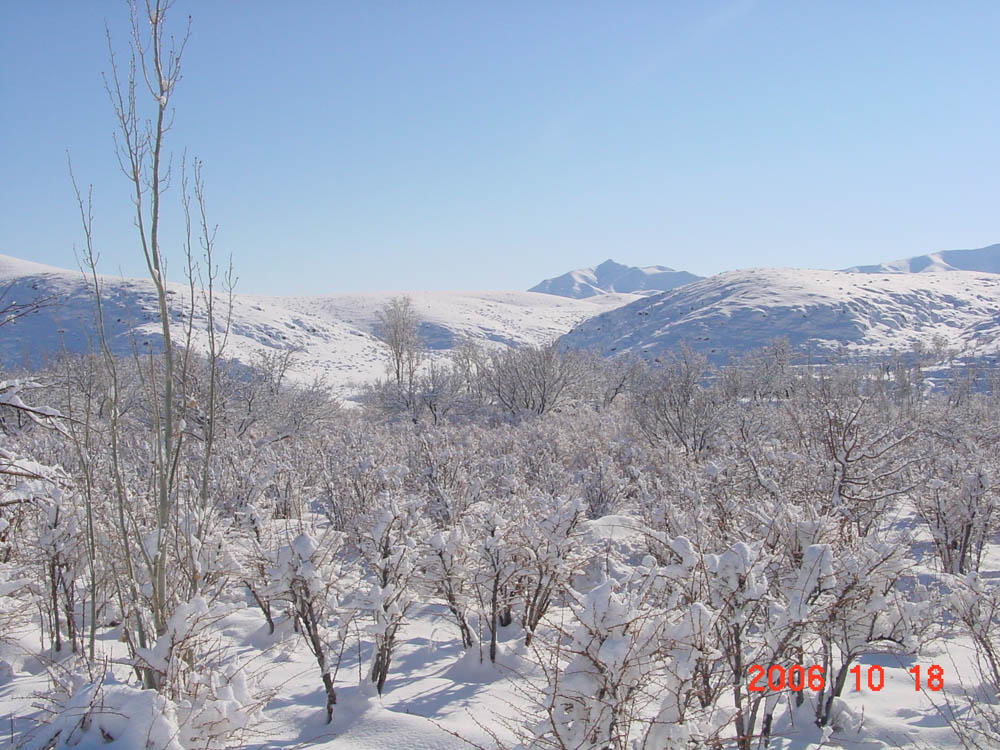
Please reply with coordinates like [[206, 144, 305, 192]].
[[175, 657, 264, 750], [802, 532, 929, 726], [0, 433, 79, 652], [363, 360, 473, 424], [945, 574, 1000, 748], [919, 447, 997, 574], [0, 563, 33, 643], [700, 539, 797, 748], [317, 420, 406, 530], [409, 428, 487, 524], [26, 669, 185, 750], [352, 494, 427, 695], [31, 487, 85, 654], [129, 596, 266, 748], [794, 370, 919, 538], [513, 495, 588, 646], [630, 346, 727, 456], [265, 528, 350, 722], [467, 500, 521, 663], [524, 572, 666, 750], [524, 550, 731, 750], [424, 522, 478, 649], [570, 440, 631, 520], [642, 601, 734, 749], [481, 342, 585, 416]]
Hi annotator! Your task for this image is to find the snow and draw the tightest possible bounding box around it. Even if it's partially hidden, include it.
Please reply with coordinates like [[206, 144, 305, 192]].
[[561, 266, 1000, 362], [529, 258, 702, 298], [12, 253, 1000, 396], [26, 678, 186, 750], [0, 254, 637, 399], [844, 241, 1000, 274], [310, 700, 469, 749]]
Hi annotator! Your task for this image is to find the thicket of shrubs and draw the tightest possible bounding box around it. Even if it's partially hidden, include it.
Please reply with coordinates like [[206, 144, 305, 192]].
[[4, 338, 1000, 748]]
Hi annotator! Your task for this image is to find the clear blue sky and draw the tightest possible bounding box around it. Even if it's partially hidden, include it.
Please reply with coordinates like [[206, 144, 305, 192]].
[[3, 1, 1000, 294]]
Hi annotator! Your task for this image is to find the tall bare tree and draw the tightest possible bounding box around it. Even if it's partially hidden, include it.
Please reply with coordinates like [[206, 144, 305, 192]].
[[376, 295, 424, 392], [72, 0, 233, 692]]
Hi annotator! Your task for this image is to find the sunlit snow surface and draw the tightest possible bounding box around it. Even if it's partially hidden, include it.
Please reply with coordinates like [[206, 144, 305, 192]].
[[0, 513, 987, 749]]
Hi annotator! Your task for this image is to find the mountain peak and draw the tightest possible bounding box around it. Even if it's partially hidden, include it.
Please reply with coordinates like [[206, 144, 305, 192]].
[[529, 260, 701, 299], [595, 258, 626, 271]]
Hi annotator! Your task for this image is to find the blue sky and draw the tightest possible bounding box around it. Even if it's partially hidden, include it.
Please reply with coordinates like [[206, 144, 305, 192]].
[[3, 1, 1000, 294]]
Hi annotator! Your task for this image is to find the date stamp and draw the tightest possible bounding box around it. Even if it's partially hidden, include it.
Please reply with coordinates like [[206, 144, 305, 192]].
[[747, 664, 944, 692]]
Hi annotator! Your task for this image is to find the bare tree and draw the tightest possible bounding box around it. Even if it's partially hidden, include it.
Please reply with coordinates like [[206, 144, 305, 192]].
[[376, 295, 424, 392], [632, 344, 726, 454], [485, 342, 581, 416], [101, 0, 191, 661], [69, 0, 236, 697]]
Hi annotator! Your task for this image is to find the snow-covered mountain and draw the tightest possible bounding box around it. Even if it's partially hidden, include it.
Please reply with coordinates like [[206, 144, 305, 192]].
[[0, 254, 638, 396], [844, 242, 1000, 274], [529, 259, 701, 299], [560, 267, 1000, 362], [10, 249, 1000, 390]]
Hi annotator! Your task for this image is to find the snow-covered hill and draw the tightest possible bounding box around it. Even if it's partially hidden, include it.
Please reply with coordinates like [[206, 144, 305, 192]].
[[0, 254, 638, 396], [11, 252, 1000, 389], [844, 242, 1000, 274], [560, 267, 1000, 361], [529, 259, 701, 298]]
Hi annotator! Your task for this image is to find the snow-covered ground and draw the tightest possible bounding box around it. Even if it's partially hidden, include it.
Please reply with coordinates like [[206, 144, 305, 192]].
[[0, 509, 989, 750], [0, 602, 518, 750]]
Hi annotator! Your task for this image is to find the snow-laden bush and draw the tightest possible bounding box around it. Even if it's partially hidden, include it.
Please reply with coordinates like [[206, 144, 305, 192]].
[[514, 495, 588, 646], [524, 551, 732, 750], [524, 572, 665, 750], [317, 421, 407, 530], [808, 532, 930, 726], [466, 500, 520, 663], [0, 437, 80, 652], [129, 596, 265, 747], [409, 429, 487, 524], [265, 528, 351, 722], [26, 670, 184, 750], [945, 574, 1000, 748], [642, 601, 734, 750], [424, 522, 478, 649], [0, 562, 33, 643], [30, 488, 87, 654], [919, 448, 997, 574], [352, 494, 427, 695]]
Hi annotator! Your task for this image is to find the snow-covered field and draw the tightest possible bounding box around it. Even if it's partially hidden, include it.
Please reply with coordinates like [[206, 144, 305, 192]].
[[1, 501, 993, 750], [5, 350, 1000, 749]]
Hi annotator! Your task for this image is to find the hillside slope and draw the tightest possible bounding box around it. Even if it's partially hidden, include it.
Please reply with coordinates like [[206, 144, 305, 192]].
[[560, 267, 1000, 361], [0, 254, 637, 395], [844, 242, 1000, 274]]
